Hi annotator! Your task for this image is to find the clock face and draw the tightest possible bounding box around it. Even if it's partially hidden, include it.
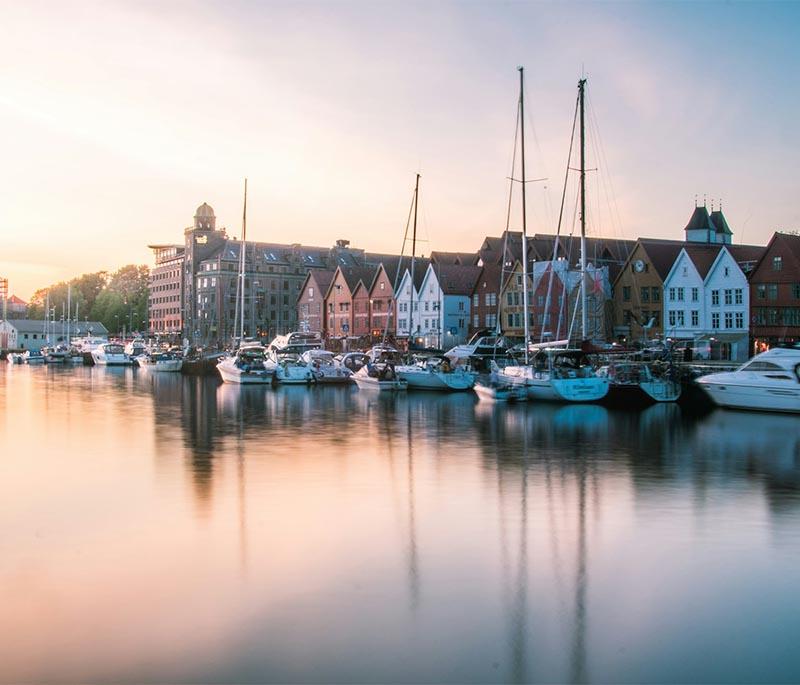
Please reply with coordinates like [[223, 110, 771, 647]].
[[633, 259, 645, 273]]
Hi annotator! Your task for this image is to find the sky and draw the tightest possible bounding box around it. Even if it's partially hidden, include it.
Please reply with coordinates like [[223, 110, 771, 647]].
[[1, 0, 799, 300]]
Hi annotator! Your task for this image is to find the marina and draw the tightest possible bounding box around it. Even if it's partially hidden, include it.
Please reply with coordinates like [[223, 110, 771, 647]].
[[1, 362, 800, 683]]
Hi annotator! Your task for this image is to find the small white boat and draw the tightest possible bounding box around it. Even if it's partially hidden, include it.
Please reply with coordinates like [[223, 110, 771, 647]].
[[696, 346, 800, 414], [91, 343, 130, 366], [397, 356, 476, 391], [217, 345, 273, 384], [352, 346, 407, 391], [301, 349, 353, 385], [500, 348, 609, 403], [270, 351, 314, 385], [137, 351, 183, 373], [597, 361, 681, 404], [125, 338, 148, 359], [7, 352, 26, 364], [44, 344, 71, 364], [23, 350, 46, 364]]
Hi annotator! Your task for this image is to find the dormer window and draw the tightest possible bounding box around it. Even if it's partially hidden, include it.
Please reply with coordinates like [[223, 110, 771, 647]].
[[773, 256, 783, 271]]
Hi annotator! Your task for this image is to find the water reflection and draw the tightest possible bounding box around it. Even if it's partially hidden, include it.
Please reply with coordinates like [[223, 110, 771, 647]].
[[2, 366, 800, 683]]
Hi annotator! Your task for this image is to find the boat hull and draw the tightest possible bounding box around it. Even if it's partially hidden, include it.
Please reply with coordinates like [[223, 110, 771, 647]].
[[397, 368, 476, 391], [139, 360, 183, 373], [697, 378, 800, 414], [217, 361, 273, 385], [353, 375, 408, 391]]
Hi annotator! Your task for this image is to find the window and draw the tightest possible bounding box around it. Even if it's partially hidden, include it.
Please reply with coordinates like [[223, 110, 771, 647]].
[[651, 287, 661, 303], [677, 288, 685, 302], [733, 288, 743, 305], [724, 266, 730, 277], [735, 312, 743, 328], [473, 315, 479, 328], [538, 295, 545, 307], [458, 301, 465, 312], [711, 290, 719, 306], [507, 313, 514, 328], [507, 292, 513, 306], [712, 312, 720, 328], [682, 266, 688, 276], [424, 301, 429, 312], [773, 256, 783, 271], [668, 311, 676, 327], [691, 287, 699, 302], [691, 310, 699, 326], [793, 284, 800, 299], [676, 311, 685, 326], [380, 282, 385, 291], [399, 318, 406, 330], [623, 286, 631, 302], [309, 287, 314, 298], [757, 284, 766, 300], [641, 287, 649, 303], [768, 284, 778, 300], [669, 287, 675, 302], [516, 274, 522, 287], [473, 294, 479, 308]]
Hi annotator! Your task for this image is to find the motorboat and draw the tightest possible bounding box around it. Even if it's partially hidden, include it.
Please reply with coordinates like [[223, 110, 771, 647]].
[[91, 343, 131, 366], [301, 349, 353, 385], [125, 338, 148, 358], [444, 330, 511, 370], [217, 344, 274, 384], [137, 350, 183, 373], [696, 346, 800, 414], [267, 331, 323, 355], [499, 347, 609, 403], [270, 351, 314, 385], [7, 353, 25, 364], [44, 344, 71, 364], [352, 345, 407, 391], [596, 361, 681, 404], [396, 355, 476, 391]]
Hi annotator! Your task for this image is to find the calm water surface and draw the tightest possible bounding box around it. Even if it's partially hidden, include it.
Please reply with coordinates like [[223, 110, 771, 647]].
[[1, 365, 800, 684]]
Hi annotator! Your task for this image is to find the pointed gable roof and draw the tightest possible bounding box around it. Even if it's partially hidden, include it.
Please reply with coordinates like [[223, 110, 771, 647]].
[[339, 265, 379, 292], [430, 251, 479, 266], [709, 210, 733, 236], [435, 264, 483, 295], [683, 244, 724, 279], [637, 239, 686, 280], [684, 205, 716, 234]]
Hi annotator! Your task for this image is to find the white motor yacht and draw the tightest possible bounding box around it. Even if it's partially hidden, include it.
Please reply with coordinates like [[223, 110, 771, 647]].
[[696, 346, 800, 413], [137, 350, 183, 373], [445, 331, 511, 365], [91, 343, 130, 366], [500, 348, 609, 403], [301, 349, 353, 385], [396, 355, 476, 391], [217, 345, 274, 384]]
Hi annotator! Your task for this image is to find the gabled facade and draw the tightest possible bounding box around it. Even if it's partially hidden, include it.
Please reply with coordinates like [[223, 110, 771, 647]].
[[749, 232, 800, 352], [297, 269, 334, 334], [498, 261, 533, 339], [324, 266, 377, 340], [469, 264, 502, 335], [367, 262, 397, 339], [612, 239, 683, 342], [414, 263, 480, 347], [351, 279, 372, 338], [394, 258, 430, 339]]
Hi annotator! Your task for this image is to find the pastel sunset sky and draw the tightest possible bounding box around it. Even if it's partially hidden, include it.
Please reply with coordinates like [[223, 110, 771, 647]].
[[2, 0, 798, 299]]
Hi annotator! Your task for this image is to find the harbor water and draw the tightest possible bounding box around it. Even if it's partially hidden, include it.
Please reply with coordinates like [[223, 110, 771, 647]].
[[2, 364, 800, 683]]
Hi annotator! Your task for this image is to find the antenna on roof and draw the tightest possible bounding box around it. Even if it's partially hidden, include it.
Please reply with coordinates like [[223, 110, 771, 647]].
[[719, 198, 723, 211], [703, 194, 707, 208], [711, 198, 715, 211], [694, 194, 698, 207]]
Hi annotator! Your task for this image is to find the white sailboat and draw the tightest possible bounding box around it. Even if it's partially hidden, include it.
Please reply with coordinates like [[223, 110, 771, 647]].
[[498, 71, 608, 403], [217, 179, 273, 385]]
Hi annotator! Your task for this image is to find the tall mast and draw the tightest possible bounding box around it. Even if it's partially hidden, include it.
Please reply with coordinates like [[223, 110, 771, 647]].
[[45, 291, 50, 345], [409, 173, 420, 344], [239, 178, 248, 343], [66, 284, 71, 345], [579, 78, 588, 341], [518, 67, 530, 364]]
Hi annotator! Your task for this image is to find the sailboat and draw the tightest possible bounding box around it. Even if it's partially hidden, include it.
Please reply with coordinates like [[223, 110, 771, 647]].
[[217, 179, 274, 385], [499, 71, 608, 403]]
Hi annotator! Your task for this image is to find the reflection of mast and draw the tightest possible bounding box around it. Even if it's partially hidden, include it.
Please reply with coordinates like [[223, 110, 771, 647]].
[[570, 452, 588, 684], [236, 392, 249, 576], [406, 401, 420, 609], [510, 442, 530, 684]]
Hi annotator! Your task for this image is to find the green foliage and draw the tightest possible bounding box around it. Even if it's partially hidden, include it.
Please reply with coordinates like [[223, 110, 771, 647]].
[[27, 265, 149, 334]]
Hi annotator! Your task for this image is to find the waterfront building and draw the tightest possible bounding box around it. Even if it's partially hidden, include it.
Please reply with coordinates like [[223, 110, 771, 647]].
[[297, 270, 335, 334], [324, 265, 378, 344], [147, 243, 184, 336], [498, 260, 533, 339], [394, 258, 431, 341], [612, 239, 684, 342], [414, 262, 482, 348], [749, 231, 800, 352], [662, 244, 762, 360], [0, 319, 108, 353], [4, 295, 28, 319]]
